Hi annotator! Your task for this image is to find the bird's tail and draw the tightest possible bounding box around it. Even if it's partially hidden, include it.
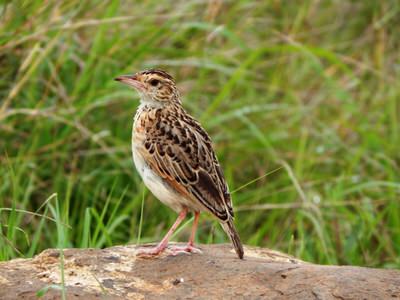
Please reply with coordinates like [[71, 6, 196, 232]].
[[221, 219, 244, 259]]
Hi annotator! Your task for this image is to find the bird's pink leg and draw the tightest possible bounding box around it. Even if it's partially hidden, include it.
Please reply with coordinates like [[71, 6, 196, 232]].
[[169, 212, 202, 255], [188, 211, 200, 247], [136, 208, 187, 257]]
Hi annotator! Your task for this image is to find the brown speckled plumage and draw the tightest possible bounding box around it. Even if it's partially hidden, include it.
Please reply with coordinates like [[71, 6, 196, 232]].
[[115, 69, 244, 259], [134, 103, 233, 221]]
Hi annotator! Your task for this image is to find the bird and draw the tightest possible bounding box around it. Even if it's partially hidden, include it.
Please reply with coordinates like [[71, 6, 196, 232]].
[[115, 69, 244, 259]]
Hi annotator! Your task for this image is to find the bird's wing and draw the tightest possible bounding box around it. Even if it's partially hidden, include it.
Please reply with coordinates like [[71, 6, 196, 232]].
[[138, 108, 233, 221]]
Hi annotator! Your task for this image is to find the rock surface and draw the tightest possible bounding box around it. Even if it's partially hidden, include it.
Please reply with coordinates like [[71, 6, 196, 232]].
[[0, 243, 399, 299]]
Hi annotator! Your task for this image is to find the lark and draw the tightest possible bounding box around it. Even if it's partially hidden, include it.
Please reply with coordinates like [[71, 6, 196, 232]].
[[115, 69, 244, 259]]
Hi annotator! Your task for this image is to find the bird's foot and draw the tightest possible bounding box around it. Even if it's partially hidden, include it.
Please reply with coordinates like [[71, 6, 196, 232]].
[[168, 244, 202, 256], [135, 244, 167, 258], [136, 243, 202, 258]]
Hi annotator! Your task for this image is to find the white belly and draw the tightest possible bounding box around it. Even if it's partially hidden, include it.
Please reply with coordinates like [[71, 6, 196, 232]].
[[132, 146, 185, 212], [131, 109, 205, 213]]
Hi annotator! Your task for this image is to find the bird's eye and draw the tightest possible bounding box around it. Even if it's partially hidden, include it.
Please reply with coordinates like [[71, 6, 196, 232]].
[[149, 79, 160, 86]]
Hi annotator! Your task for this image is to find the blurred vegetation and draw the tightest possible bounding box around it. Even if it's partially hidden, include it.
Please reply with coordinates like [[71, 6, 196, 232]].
[[0, 0, 399, 268]]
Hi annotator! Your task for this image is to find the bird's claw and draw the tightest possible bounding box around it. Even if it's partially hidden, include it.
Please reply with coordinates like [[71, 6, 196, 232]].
[[135, 245, 167, 258], [168, 245, 202, 256], [135, 243, 202, 258]]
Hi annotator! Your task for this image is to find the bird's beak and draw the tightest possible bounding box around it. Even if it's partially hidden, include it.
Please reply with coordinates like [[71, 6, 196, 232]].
[[114, 75, 146, 92]]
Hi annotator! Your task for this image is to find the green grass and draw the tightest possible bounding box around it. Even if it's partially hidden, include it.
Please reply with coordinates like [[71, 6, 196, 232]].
[[1, 0, 399, 269]]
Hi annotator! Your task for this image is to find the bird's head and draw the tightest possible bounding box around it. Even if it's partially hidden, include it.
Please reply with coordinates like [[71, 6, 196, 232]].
[[115, 69, 180, 106]]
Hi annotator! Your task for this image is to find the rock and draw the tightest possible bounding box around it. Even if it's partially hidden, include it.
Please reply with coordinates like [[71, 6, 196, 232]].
[[0, 244, 399, 299]]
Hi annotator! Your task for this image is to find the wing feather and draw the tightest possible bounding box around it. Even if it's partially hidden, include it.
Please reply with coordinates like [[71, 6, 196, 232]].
[[138, 106, 233, 221]]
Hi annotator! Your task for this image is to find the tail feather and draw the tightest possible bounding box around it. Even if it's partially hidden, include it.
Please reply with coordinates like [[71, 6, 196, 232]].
[[221, 219, 244, 259]]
